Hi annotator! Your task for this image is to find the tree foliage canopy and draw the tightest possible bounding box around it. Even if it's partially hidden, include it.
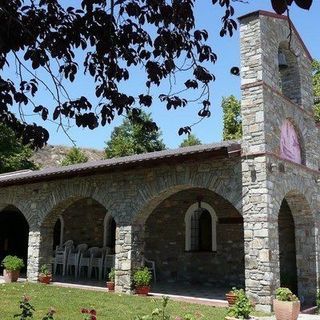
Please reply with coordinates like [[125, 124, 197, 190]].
[[222, 95, 242, 141], [0, 124, 37, 174], [0, 0, 313, 148], [313, 60, 320, 122], [179, 134, 201, 147], [60, 147, 89, 166], [105, 112, 166, 158]]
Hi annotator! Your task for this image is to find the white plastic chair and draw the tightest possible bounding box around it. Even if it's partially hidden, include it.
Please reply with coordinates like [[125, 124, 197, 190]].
[[53, 240, 73, 276], [89, 248, 104, 280], [66, 243, 88, 278], [103, 254, 115, 279], [144, 257, 156, 283], [79, 247, 99, 278]]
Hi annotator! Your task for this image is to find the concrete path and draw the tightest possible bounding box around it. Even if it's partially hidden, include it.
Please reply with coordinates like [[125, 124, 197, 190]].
[[256, 315, 319, 319]]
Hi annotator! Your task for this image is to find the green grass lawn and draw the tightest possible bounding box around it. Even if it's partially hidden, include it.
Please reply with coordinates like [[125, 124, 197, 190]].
[[0, 282, 229, 320]]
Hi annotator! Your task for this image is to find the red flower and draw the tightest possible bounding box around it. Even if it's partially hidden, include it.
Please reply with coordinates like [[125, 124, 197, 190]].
[[81, 308, 89, 314], [90, 309, 96, 315], [91, 316, 97, 320]]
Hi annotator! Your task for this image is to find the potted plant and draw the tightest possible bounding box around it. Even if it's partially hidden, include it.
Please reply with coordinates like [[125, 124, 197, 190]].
[[106, 268, 115, 291], [38, 264, 52, 284], [226, 287, 240, 306], [1, 255, 24, 283], [226, 289, 254, 320], [133, 267, 152, 295], [273, 287, 300, 320]]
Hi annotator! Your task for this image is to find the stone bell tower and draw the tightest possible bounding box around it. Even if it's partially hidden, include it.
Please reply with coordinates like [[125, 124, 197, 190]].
[[239, 11, 319, 312]]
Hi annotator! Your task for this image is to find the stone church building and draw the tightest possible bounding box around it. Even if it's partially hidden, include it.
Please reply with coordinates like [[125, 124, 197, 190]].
[[0, 11, 319, 312]]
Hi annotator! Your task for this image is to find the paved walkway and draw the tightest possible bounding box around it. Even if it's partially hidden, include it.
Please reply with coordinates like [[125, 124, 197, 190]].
[[256, 315, 319, 320]]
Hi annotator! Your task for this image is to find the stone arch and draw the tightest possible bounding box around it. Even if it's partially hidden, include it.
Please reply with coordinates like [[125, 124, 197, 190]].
[[141, 187, 244, 286], [37, 181, 119, 227], [277, 41, 302, 105], [132, 179, 242, 225], [38, 190, 116, 271], [277, 190, 317, 307]]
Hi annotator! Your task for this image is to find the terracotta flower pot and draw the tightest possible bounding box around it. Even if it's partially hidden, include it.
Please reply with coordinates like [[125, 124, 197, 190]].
[[106, 281, 115, 291], [226, 292, 237, 306], [135, 285, 150, 295], [273, 299, 300, 320], [38, 274, 52, 284], [3, 269, 20, 283]]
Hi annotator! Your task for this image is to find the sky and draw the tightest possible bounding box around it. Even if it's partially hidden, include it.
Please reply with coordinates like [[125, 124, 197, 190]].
[[5, 1, 320, 150]]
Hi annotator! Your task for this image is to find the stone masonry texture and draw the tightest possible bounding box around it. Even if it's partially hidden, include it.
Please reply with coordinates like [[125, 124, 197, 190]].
[[0, 11, 319, 313]]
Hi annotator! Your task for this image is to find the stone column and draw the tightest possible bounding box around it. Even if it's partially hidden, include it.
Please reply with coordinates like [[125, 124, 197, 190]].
[[27, 224, 54, 281], [242, 157, 279, 313], [115, 223, 144, 293], [27, 229, 41, 281], [294, 214, 318, 304]]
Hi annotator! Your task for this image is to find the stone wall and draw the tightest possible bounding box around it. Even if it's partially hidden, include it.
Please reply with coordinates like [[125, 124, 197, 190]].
[[62, 198, 107, 247], [145, 188, 245, 287]]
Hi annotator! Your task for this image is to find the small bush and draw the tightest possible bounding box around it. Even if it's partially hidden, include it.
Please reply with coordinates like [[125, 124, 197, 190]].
[[227, 289, 253, 319], [133, 267, 152, 287], [316, 290, 320, 313], [39, 264, 51, 276], [1, 255, 24, 271], [275, 287, 298, 302], [108, 268, 115, 282]]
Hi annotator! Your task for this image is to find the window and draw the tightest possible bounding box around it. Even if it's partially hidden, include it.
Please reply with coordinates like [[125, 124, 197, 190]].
[[53, 215, 64, 249], [278, 43, 301, 105], [185, 202, 217, 252], [103, 213, 116, 249]]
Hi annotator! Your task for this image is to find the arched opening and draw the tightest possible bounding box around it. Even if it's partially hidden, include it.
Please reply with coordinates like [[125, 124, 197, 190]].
[[278, 199, 298, 294], [144, 188, 244, 297], [278, 192, 317, 307], [40, 197, 114, 285], [0, 206, 29, 274], [278, 42, 302, 105]]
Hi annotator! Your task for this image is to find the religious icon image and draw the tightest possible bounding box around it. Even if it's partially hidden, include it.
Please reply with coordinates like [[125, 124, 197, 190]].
[[280, 120, 302, 164]]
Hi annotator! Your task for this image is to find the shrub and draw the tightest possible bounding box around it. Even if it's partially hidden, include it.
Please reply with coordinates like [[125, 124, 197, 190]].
[[133, 267, 152, 287], [227, 289, 253, 319], [39, 264, 51, 276], [316, 290, 320, 313], [1, 255, 24, 271], [275, 287, 298, 302], [108, 268, 115, 282]]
